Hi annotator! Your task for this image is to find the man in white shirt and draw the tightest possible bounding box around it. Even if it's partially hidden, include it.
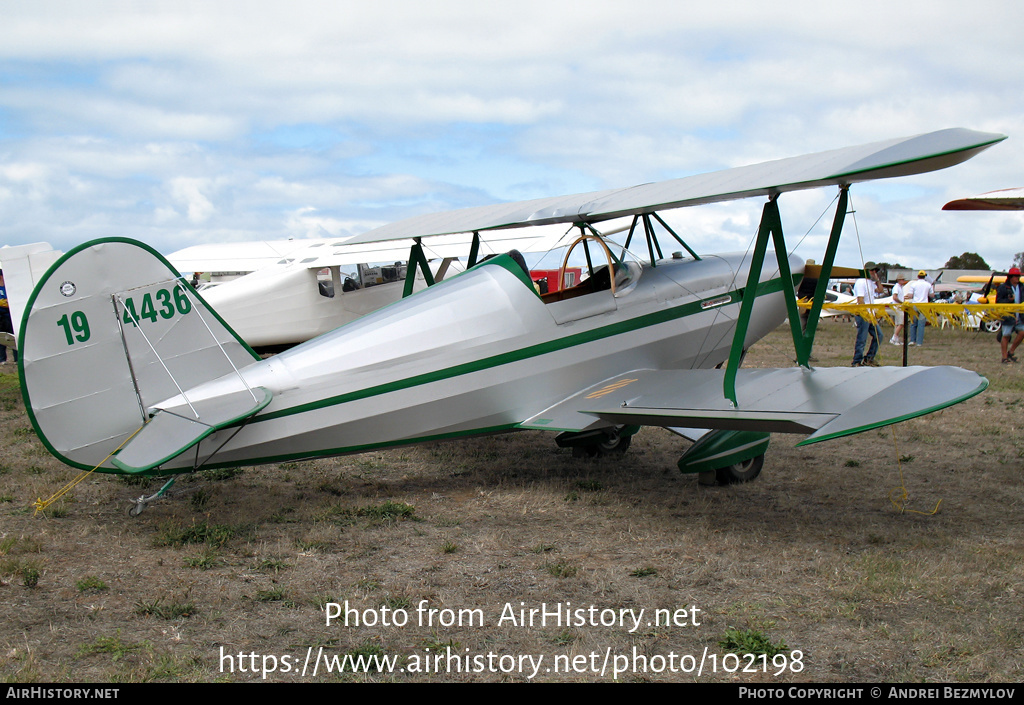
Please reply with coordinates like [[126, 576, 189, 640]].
[[906, 270, 934, 346], [889, 274, 908, 344], [852, 262, 884, 366]]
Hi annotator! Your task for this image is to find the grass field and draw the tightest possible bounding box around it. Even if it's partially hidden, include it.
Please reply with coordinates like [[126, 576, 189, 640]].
[[1, 319, 1022, 682]]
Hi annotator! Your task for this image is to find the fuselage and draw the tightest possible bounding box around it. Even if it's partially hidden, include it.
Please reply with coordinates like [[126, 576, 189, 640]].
[[153, 250, 803, 470]]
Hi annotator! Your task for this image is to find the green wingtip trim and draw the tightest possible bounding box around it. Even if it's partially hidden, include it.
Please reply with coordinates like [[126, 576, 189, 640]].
[[795, 376, 989, 446], [832, 133, 1008, 182]]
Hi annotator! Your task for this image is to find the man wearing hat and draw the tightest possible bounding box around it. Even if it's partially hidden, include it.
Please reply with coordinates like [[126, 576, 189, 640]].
[[996, 266, 1024, 364], [852, 262, 884, 366], [906, 270, 934, 347]]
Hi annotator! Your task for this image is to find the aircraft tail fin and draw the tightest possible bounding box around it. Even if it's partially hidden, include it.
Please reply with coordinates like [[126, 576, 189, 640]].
[[19, 238, 260, 472]]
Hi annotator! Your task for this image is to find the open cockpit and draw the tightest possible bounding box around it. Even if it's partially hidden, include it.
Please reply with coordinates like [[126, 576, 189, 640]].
[[538, 233, 641, 304]]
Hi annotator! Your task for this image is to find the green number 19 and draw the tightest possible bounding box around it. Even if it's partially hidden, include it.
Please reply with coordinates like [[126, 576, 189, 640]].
[[57, 311, 91, 345]]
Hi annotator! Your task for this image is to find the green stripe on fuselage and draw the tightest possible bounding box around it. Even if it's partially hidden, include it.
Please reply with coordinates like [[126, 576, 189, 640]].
[[252, 272, 799, 425]]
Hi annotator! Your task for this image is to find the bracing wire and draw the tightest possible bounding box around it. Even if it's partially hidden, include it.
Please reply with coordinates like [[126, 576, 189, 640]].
[[725, 192, 846, 366], [848, 190, 866, 272]]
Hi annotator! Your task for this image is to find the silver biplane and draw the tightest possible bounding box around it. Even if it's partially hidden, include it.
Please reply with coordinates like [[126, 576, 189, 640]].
[[17, 128, 1004, 514]]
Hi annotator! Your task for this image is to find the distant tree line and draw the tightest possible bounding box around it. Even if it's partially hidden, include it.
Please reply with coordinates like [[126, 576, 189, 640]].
[[943, 252, 991, 270], [862, 253, 1017, 274], [875, 262, 905, 272]]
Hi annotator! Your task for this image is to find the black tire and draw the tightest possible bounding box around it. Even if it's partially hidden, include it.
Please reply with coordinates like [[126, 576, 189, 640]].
[[572, 429, 633, 458], [714, 454, 764, 485]]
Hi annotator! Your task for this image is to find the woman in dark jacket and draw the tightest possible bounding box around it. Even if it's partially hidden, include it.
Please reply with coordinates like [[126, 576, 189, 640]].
[[996, 267, 1024, 363]]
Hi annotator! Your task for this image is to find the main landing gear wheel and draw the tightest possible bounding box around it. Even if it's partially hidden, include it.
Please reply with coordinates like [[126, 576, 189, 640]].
[[713, 454, 764, 485], [571, 428, 633, 458]]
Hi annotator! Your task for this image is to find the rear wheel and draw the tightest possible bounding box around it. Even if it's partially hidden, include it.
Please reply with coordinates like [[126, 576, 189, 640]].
[[714, 454, 764, 484], [571, 428, 633, 458]]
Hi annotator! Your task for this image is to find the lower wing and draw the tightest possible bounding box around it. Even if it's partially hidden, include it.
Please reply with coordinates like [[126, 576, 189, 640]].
[[520, 366, 986, 445]]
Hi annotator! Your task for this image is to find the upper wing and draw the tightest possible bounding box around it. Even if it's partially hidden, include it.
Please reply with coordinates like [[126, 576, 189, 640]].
[[349, 128, 1005, 244], [519, 366, 987, 445]]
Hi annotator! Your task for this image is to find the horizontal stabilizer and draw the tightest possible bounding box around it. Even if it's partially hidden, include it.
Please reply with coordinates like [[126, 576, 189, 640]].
[[522, 366, 987, 443], [111, 387, 272, 474]]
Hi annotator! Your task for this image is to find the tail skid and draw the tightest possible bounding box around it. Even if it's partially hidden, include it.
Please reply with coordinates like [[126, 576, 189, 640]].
[[20, 238, 262, 473]]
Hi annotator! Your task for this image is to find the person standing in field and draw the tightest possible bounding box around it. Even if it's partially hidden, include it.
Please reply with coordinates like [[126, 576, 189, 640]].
[[852, 262, 884, 367], [0, 270, 15, 365], [906, 270, 934, 347], [890, 274, 909, 345], [996, 267, 1024, 364]]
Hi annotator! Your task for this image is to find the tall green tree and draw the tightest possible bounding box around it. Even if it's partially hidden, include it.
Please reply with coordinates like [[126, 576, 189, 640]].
[[944, 252, 991, 269]]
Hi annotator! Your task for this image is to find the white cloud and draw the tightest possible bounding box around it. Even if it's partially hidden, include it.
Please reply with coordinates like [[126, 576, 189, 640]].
[[168, 177, 215, 223], [0, 1, 1021, 267]]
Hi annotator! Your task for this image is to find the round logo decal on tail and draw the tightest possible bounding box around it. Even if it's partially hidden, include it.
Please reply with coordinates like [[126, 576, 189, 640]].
[[59, 281, 77, 297]]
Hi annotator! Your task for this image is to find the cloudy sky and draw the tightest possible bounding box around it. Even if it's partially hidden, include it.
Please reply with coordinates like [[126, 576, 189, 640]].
[[1, 0, 1022, 270]]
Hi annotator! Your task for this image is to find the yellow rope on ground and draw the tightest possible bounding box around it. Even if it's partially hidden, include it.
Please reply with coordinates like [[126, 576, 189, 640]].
[[887, 426, 941, 516], [32, 425, 145, 515]]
